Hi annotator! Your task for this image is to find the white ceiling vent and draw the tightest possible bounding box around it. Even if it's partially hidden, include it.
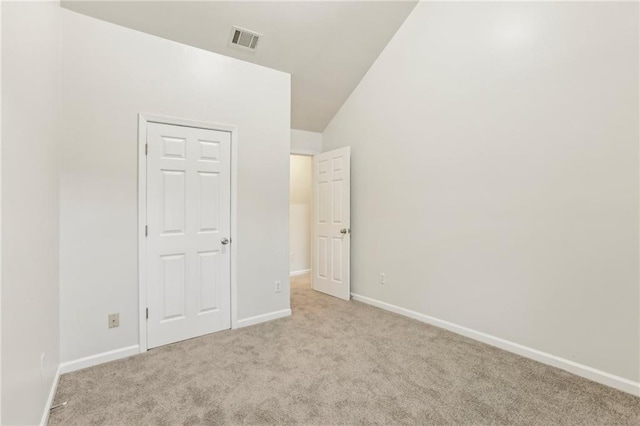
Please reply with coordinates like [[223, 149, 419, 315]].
[[229, 26, 261, 52]]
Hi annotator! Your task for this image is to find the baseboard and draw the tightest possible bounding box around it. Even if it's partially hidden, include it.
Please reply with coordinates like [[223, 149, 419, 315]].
[[39, 345, 140, 424], [60, 345, 140, 375], [351, 293, 640, 397], [40, 364, 62, 426], [290, 269, 311, 277], [236, 309, 292, 328]]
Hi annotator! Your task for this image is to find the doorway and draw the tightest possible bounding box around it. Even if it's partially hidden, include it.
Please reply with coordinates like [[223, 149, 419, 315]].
[[289, 154, 313, 289], [290, 147, 351, 301]]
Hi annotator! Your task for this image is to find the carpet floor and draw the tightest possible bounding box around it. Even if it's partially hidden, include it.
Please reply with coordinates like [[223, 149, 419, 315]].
[[50, 274, 639, 425]]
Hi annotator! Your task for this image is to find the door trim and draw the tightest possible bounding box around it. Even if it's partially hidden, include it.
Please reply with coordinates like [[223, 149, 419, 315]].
[[137, 113, 239, 353]]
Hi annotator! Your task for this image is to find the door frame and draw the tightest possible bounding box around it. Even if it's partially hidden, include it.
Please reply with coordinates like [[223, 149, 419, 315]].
[[137, 113, 239, 353]]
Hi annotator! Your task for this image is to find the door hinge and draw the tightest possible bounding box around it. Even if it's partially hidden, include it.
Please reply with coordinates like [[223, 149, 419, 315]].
[[145, 144, 148, 155], [146, 308, 149, 320], [145, 225, 148, 237]]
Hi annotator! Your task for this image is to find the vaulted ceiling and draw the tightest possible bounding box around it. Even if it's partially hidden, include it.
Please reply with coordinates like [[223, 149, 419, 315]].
[[61, 1, 418, 132]]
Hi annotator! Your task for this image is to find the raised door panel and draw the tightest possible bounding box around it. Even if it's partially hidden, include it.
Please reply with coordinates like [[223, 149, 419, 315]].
[[197, 250, 220, 314], [198, 172, 220, 233], [161, 170, 186, 235], [160, 254, 186, 321], [317, 236, 328, 279]]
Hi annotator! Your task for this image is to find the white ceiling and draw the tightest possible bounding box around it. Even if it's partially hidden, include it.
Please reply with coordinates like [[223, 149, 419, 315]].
[[61, 1, 418, 132]]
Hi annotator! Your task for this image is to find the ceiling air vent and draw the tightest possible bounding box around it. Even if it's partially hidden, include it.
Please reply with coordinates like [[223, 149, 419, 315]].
[[229, 26, 261, 52]]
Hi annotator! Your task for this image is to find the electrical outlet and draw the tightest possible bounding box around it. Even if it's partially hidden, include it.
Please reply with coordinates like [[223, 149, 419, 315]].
[[275, 280, 282, 292], [379, 273, 386, 285], [108, 313, 120, 328]]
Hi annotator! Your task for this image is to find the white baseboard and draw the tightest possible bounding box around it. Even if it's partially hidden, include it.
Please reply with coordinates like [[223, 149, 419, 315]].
[[236, 309, 292, 329], [40, 364, 62, 426], [60, 345, 140, 375], [351, 293, 640, 397], [290, 269, 311, 277]]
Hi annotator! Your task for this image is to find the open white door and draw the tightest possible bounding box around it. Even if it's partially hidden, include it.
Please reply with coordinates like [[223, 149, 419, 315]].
[[313, 147, 351, 300]]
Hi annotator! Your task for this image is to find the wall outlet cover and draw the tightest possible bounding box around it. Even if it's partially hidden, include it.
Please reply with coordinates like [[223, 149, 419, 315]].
[[109, 313, 120, 328]]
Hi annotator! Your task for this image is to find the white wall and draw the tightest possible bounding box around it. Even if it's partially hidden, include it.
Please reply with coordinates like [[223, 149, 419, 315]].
[[289, 155, 312, 274], [291, 129, 322, 155], [60, 9, 291, 363], [1, 2, 61, 424], [323, 1, 639, 385]]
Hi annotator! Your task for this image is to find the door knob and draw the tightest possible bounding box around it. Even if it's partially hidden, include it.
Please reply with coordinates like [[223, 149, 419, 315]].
[[340, 228, 348, 234], [221, 238, 230, 245]]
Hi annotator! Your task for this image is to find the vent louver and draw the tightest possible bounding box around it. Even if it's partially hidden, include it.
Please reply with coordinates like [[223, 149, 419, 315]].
[[230, 27, 261, 51]]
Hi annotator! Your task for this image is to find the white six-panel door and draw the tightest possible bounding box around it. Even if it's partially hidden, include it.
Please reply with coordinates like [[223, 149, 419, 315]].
[[313, 147, 351, 300], [146, 122, 231, 349]]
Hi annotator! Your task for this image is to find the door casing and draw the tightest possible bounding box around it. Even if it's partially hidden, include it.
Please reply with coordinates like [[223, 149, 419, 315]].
[[137, 113, 239, 353]]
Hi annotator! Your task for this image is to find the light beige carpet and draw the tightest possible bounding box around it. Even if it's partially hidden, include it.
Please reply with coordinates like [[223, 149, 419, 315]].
[[50, 274, 639, 425]]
